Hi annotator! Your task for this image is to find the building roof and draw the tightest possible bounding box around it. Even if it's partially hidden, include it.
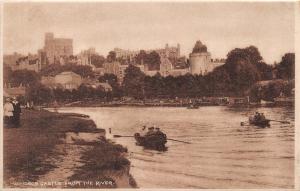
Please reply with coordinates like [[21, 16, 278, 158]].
[[57, 71, 81, 77]]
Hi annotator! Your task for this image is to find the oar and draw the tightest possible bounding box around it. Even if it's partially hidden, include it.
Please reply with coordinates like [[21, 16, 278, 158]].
[[269, 120, 290, 124], [113, 134, 191, 144], [240, 121, 249, 126], [167, 138, 191, 144], [113, 135, 133, 138]]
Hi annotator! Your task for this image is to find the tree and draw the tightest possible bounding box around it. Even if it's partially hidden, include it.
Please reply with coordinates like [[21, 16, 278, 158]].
[[275, 53, 295, 80], [40, 64, 63, 76], [192, 41, 208, 53], [3, 65, 12, 85], [25, 83, 53, 104], [244, 46, 263, 64], [144, 73, 164, 98], [40, 63, 94, 78], [98, 73, 123, 98], [248, 80, 293, 102], [205, 67, 231, 96], [91, 55, 106, 68], [135, 50, 147, 65], [122, 65, 145, 99], [135, 50, 161, 70], [145, 51, 161, 71], [107, 51, 116, 62], [223, 46, 262, 95], [98, 73, 118, 84], [10, 69, 40, 87], [71, 65, 94, 78]]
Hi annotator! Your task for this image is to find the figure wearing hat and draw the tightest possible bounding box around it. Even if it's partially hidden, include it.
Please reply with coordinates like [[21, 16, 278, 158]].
[[4, 97, 14, 126], [12, 97, 21, 127]]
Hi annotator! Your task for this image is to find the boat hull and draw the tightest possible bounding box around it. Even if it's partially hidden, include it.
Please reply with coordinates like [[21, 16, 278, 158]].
[[249, 116, 270, 127], [134, 132, 167, 150]]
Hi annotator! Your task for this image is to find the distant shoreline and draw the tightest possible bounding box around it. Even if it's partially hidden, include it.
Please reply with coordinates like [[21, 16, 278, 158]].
[[45, 100, 294, 108]]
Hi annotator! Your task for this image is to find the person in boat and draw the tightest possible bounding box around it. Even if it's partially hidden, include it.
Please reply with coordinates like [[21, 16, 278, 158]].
[[260, 113, 266, 121], [254, 112, 266, 122], [254, 112, 258, 120], [146, 127, 155, 136]]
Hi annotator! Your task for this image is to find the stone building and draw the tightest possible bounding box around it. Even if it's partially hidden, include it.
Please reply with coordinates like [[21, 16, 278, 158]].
[[114, 43, 180, 62], [103, 61, 126, 83], [3, 53, 23, 66], [54, 71, 82, 90], [149, 43, 180, 59], [114, 48, 139, 62], [44, 33, 73, 65], [4, 53, 42, 72], [102, 61, 146, 83], [78, 48, 96, 66], [189, 41, 212, 75]]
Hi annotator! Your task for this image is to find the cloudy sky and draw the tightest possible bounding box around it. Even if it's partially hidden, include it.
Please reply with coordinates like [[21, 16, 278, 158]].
[[3, 2, 295, 64]]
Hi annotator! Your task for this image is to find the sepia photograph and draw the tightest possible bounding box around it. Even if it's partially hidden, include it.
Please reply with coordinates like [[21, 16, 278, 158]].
[[1, 1, 298, 190]]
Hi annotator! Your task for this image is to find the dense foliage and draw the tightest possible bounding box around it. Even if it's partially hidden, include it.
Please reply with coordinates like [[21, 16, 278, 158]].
[[275, 53, 295, 80], [107, 51, 117, 62], [91, 55, 106, 68], [135, 50, 161, 70], [4, 69, 40, 87], [192, 40, 208, 53], [25, 83, 112, 104], [122, 65, 145, 99], [98, 73, 123, 98], [248, 80, 294, 102], [121, 46, 281, 98], [40, 63, 94, 78]]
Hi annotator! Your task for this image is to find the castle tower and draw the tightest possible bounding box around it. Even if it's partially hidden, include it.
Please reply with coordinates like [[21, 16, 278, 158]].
[[43, 32, 73, 65], [177, 43, 180, 57], [189, 40, 211, 75], [165, 43, 169, 57], [44, 33, 55, 64]]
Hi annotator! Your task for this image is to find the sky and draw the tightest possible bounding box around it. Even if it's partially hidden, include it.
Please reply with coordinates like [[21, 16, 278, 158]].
[[3, 2, 295, 64]]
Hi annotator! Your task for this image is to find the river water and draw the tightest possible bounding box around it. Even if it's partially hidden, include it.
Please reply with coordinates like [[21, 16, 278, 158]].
[[54, 106, 294, 189]]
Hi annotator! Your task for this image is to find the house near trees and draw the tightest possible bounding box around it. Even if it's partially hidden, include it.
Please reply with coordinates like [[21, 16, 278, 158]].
[[41, 71, 82, 90]]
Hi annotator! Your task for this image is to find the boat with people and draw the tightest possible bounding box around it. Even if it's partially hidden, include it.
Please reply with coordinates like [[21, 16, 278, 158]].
[[248, 112, 270, 127], [240, 112, 290, 127], [134, 126, 167, 150], [187, 104, 199, 109]]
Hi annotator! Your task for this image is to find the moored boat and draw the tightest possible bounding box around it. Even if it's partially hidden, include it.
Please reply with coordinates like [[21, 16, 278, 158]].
[[187, 104, 199, 109]]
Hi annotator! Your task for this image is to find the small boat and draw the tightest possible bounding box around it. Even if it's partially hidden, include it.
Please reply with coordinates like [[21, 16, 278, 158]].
[[134, 129, 167, 150], [248, 115, 270, 127], [187, 104, 199, 109]]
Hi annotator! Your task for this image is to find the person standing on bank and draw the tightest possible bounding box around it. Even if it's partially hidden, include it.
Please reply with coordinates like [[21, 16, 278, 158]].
[[4, 97, 14, 126], [12, 97, 21, 127]]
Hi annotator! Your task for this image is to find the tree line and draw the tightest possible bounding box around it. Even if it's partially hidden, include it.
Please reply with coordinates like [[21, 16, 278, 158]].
[[122, 46, 294, 99], [4, 46, 295, 104]]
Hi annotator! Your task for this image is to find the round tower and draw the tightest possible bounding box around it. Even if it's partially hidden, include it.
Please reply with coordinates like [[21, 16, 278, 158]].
[[189, 41, 211, 75]]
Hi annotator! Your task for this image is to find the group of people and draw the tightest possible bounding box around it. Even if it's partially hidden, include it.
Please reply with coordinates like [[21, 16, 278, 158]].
[[142, 125, 162, 136], [254, 112, 266, 122], [4, 97, 22, 128]]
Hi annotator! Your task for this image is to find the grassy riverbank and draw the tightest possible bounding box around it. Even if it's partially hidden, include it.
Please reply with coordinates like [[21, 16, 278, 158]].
[[3, 109, 136, 188]]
